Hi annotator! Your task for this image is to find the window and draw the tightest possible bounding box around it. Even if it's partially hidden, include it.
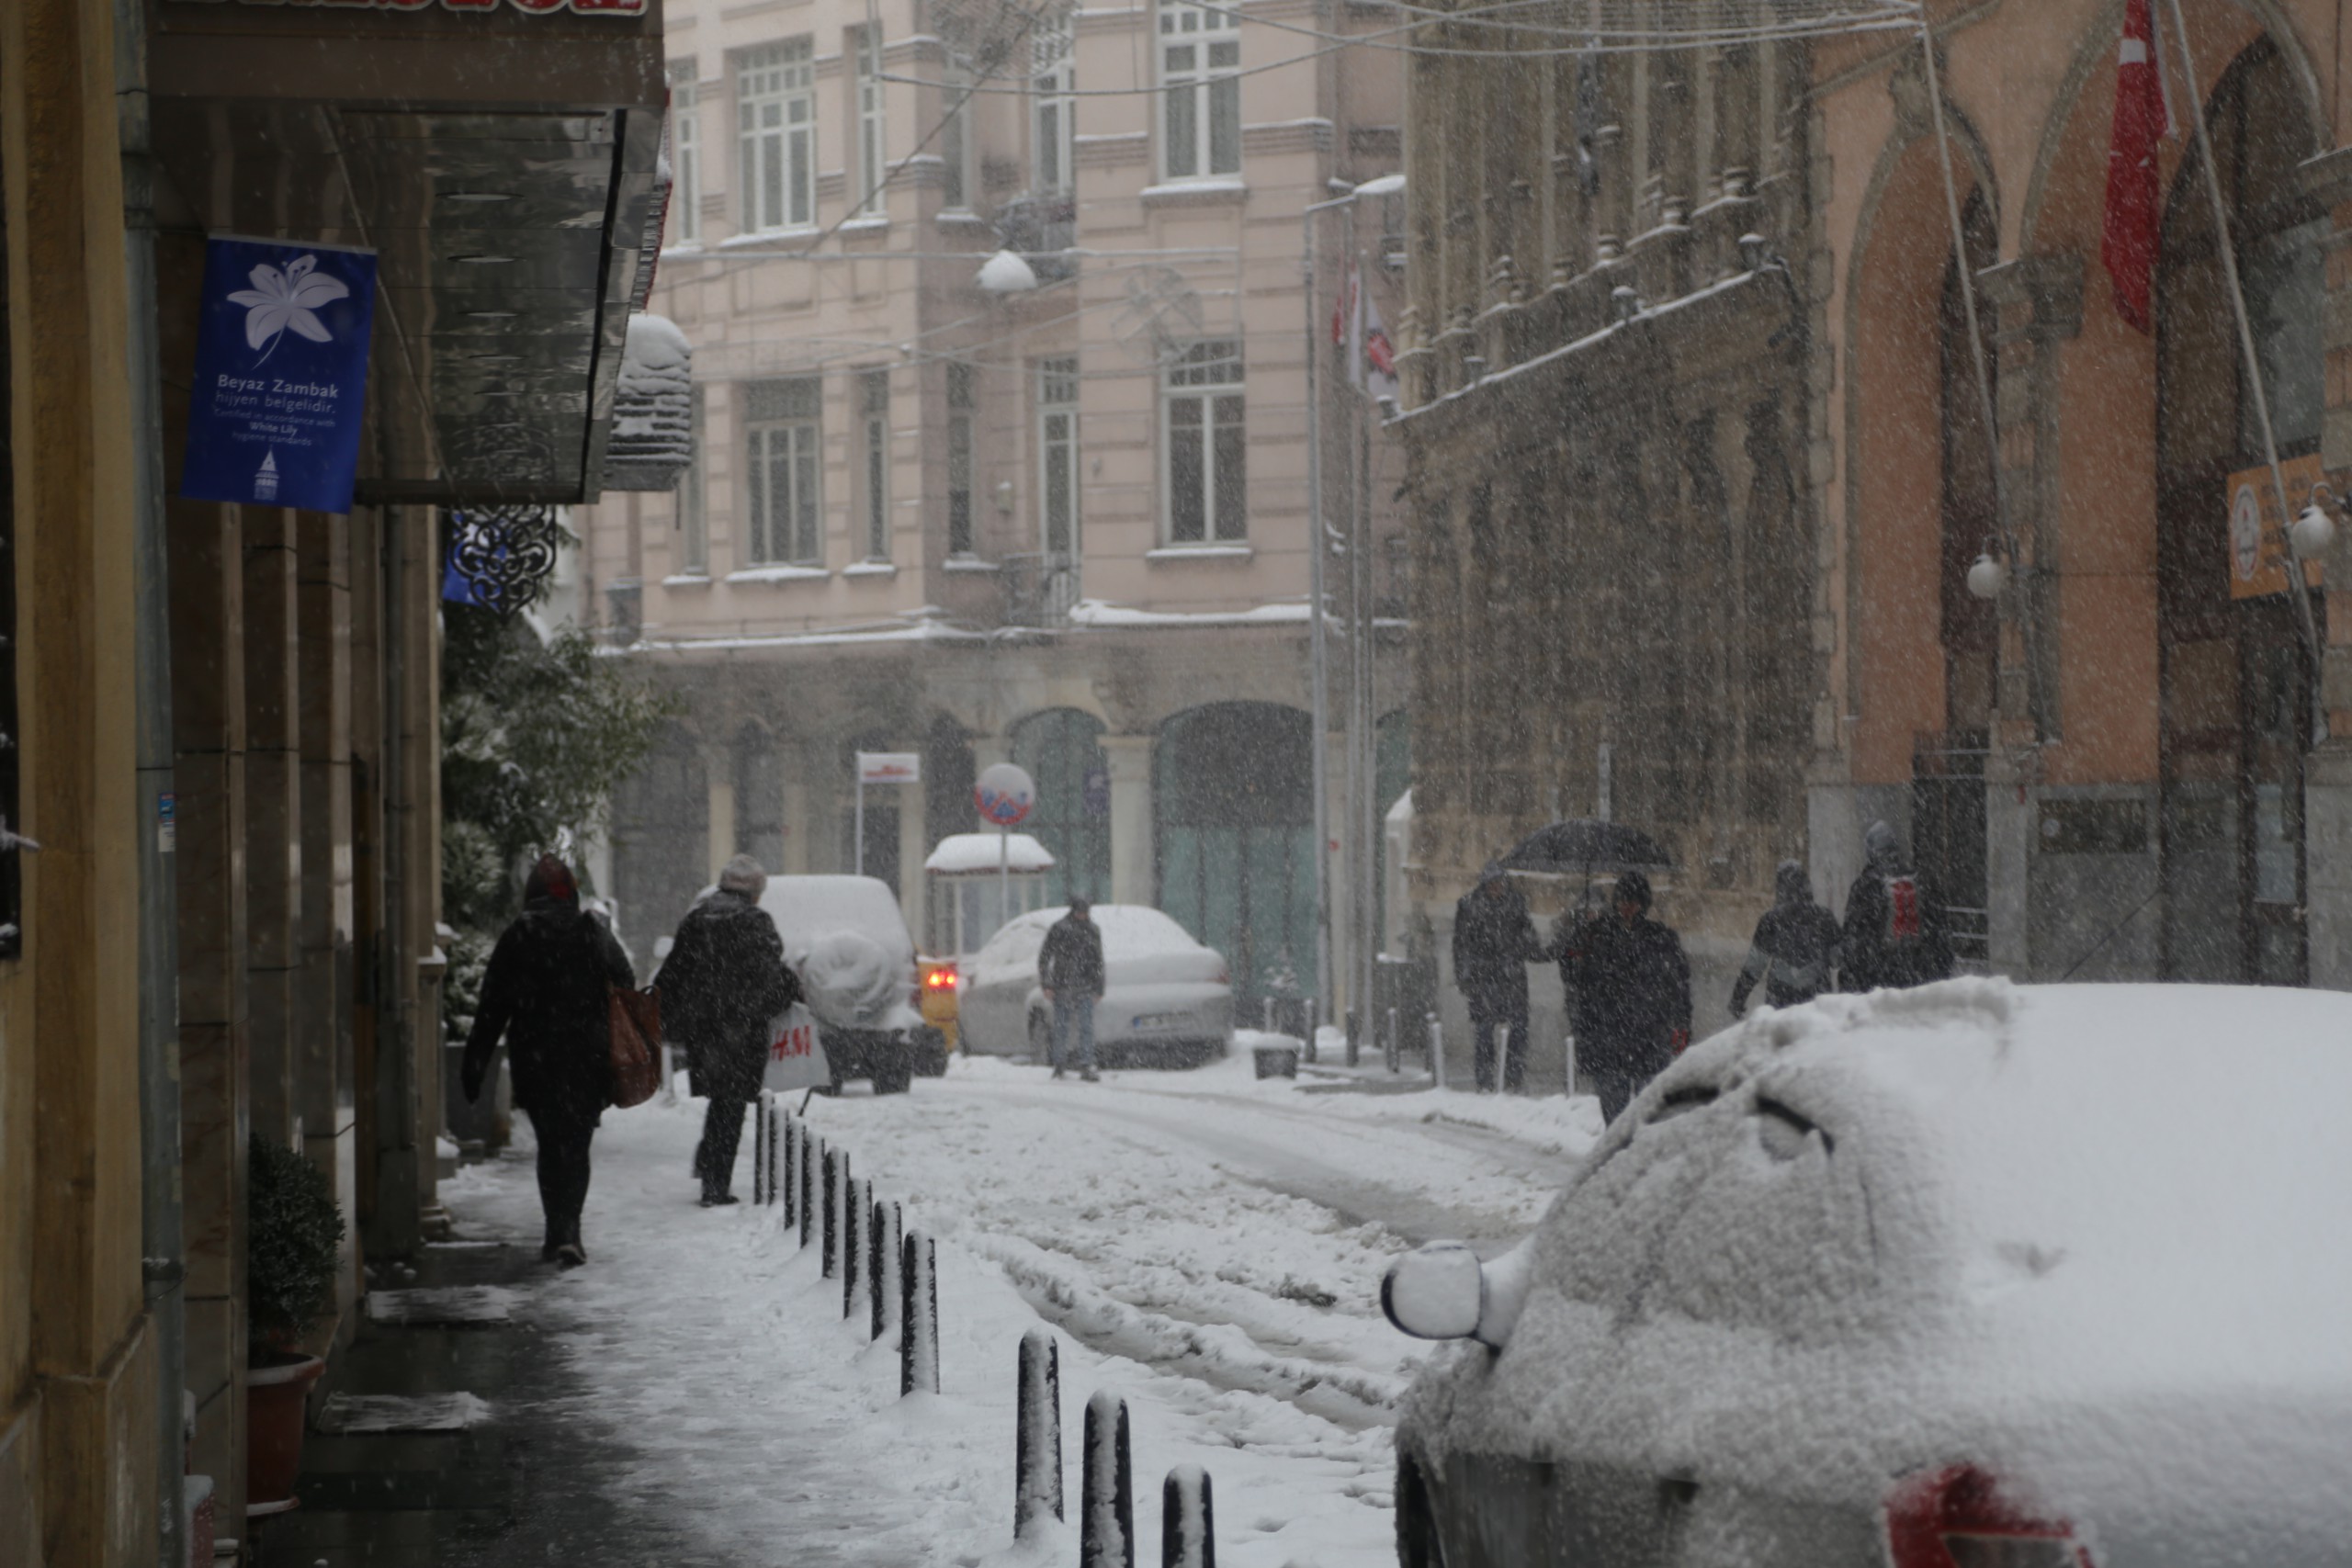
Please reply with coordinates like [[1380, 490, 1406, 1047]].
[[1163, 341, 1244, 542], [852, 28, 888, 218], [860, 369, 890, 559], [743, 378, 821, 564], [946, 362, 975, 553], [668, 60, 701, 245], [1039, 357, 1079, 556], [940, 74, 976, 210], [1159, 1, 1239, 180], [1033, 14, 1075, 193], [679, 383, 708, 572], [739, 40, 815, 232]]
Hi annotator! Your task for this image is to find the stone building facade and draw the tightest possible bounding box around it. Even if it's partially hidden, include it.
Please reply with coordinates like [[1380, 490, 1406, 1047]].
[[1403, 0, 2352, 1069], [583, 0, 1412, 1017], [1395, 13, 1827, 1072]]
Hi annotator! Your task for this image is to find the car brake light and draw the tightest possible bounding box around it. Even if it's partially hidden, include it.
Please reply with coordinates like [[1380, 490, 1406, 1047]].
[[1886, 1467, 2096, 1568], [923, 967, 957, 990]]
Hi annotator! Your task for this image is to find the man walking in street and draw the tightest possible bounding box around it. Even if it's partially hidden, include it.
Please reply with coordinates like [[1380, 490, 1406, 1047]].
[[1730, 860, 1842, 1014], [1840, 820, 1954, 992], [659, 854, 801, 1205], [1452, 865, 1545, 1092], [1560, 870, 1691, 1122], [1038, 897, 1106, 1080], [461, 854, 636, 1267]]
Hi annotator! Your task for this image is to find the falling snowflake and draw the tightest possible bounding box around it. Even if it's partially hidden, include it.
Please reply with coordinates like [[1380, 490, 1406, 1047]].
[[227, 254, 349, 365]]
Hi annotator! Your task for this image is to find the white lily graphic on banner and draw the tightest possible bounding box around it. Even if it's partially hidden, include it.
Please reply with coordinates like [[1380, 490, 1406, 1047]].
[[227, 254, 349, 365]]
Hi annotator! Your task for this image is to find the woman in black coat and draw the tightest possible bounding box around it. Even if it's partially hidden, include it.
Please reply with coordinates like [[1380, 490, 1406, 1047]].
[[657, 854, 800, 1205], [461, 854, 635, 1267]]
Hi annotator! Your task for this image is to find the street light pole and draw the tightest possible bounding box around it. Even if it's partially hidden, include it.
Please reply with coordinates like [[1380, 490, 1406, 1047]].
[[1303, 189, 1354, 1038]]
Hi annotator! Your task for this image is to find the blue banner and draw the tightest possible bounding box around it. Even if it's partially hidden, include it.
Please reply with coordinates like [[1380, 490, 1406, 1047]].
[[181, 236, 378, 514]]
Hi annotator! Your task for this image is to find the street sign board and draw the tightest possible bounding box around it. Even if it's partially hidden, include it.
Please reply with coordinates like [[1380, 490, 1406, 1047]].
[[2227, 455, 2324, 600], [858, 752, 922, 785], [975, 762, 1036, 827], [181, 237, 378, 514]]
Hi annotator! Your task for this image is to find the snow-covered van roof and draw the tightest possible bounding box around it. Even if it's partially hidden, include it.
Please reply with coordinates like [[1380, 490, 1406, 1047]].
[[924, 832, 1056, 874], [1403, 979, 2352, 1559]]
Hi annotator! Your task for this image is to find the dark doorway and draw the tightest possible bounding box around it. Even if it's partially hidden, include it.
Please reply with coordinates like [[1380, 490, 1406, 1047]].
[[1154, 703, 1315, 1006]]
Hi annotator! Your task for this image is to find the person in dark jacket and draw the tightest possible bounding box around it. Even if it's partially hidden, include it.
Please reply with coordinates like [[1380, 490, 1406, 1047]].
[[1560, 870, 1691, 1123], [461, 854, 635, 1267], [1452, 866, 1545, 1092], [1840, 820, 1954, 992], [1730, 860, 1842, 1014], [1037, 898, 1107, 1080], [659, 853, 801, 1205]]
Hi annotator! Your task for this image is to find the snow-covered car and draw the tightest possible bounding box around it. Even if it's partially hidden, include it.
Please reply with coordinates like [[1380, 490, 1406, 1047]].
[[955, 905, 1233, 1068], [718, 874, 946, 1094], [1383, 979, 2352, 1568]]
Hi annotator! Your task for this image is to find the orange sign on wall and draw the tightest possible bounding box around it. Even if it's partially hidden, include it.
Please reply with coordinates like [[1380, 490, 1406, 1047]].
[[2226, 453, 2325, 600]]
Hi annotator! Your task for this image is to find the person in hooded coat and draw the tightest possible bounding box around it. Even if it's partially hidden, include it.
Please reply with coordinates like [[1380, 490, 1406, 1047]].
[[1559, 870, 1690, 1122], [1452, 866, 1545, 1091], [1730, 860, 1843, 1014], [1839, 820, 1954, 992], [659, 853, 801, 1205], [461, 854, 635, 1267]]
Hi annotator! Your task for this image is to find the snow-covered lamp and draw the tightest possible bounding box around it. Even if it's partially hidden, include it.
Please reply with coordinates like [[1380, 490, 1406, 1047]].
[[977, 249, 1039, 295]]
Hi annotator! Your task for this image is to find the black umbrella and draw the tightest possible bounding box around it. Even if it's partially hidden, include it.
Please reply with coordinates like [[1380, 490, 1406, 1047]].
[[1497, 819, 1674, 879]]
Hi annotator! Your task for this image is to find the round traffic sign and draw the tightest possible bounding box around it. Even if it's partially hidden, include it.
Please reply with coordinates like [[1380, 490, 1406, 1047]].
[[975, 762, 1037, 828]]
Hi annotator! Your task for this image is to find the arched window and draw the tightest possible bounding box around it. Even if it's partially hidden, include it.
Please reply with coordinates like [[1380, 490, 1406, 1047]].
[[1011, 708, 1110, 906]]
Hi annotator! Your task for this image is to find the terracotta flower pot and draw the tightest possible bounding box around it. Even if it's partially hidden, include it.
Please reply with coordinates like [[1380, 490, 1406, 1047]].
[[244, 1350, 325, 1516]]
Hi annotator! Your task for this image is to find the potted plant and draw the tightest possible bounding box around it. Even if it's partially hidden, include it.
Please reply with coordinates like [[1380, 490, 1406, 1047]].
[[245, 1134, 345, 1516]]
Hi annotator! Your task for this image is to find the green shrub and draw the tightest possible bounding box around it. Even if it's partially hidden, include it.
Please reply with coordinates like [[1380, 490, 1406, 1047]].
[[247, 1134, 345, 1352]]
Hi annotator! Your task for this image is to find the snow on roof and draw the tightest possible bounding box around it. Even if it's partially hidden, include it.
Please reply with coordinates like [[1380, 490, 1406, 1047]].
[[606, 313, 694, 479], [1062, 599, 1313, 629], [1405, 979, 2352, 1550], [924, 832, 1056, 874]]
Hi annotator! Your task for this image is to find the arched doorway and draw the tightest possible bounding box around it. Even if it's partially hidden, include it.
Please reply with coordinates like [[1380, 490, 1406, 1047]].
[[1010, 708, 1110, 907], [1912, 187, 1997, 969], [1155, 703, 1314, 1007], [2155, 38, 2324, 984]]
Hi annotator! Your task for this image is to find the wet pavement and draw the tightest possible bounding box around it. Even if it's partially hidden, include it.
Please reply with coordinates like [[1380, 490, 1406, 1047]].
[[253, 1217, 719, 1568]]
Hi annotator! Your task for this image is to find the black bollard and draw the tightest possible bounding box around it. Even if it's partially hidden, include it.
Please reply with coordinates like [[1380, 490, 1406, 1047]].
[[1161, 1466, 1214, 1568], [1014, 1327, 1062, 1538], [766, 1096, 781, 1201], [822, 1147, 841, 1277], [1080, 1390, 1134, 1568], [752, 1096, 767, 1205], [899, 1230, 938, 1396], [783, 1114, 800, 1230], [799, 1130, 818, 1247], [869, 1199, 901, 1343], [843, 1176, 869, 1319]]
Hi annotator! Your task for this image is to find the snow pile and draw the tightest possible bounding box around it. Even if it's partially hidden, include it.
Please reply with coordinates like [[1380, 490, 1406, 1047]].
[[926, 832, 1057, 874], [799, 929, 909, 1029], [604, 312, 693, 489], [1398, 979, 2352, 1559]]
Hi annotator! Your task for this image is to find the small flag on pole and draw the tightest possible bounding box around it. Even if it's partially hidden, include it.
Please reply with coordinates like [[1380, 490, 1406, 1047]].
[[1334, 261, 1398, 403], [2101, 0, 2168, 333]]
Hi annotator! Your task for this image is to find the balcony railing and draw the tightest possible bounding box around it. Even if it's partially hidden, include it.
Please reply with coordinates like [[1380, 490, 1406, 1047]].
[[1001, 551, 1080, 629]]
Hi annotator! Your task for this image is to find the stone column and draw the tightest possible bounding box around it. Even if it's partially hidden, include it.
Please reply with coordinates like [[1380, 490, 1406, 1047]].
[[707, 754, 736, 883], [896, 776, 925, 937], [1101, 735, 1153, 909], [244, 507, 302, 1146], [296, 513, 358, 1320]]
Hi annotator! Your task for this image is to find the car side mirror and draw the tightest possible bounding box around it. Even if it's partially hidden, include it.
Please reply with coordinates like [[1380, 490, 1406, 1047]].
[[1382, 1241, 1485, 1341]]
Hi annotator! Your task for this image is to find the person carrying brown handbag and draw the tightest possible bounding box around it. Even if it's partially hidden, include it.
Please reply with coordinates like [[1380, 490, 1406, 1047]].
[[461, 853, 636, 1268]]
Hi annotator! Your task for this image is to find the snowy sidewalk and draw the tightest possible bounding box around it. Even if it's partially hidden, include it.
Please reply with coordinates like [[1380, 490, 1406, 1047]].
[[439, 1055, 1601, 1566]]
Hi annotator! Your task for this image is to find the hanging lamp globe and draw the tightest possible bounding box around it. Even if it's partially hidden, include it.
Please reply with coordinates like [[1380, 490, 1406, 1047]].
[[977, 249, 1040, 295], [1966, 551, 2007, 601], [2291, 502, 2335, 561]]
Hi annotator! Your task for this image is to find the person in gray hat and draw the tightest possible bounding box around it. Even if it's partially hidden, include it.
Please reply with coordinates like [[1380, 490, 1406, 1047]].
[[659, 853, 801, 1204]]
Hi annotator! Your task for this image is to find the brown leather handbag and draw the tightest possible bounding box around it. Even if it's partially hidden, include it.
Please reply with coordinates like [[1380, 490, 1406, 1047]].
[[606, 984, 663, 1109]]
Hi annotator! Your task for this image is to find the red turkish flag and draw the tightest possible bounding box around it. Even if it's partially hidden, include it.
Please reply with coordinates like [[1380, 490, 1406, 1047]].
[[2102, 0, 2165, 333]]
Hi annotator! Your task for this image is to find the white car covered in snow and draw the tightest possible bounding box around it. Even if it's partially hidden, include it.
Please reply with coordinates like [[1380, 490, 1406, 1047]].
[[955, 904, 1233, 1068], [1384, 980, 2352, 1568]]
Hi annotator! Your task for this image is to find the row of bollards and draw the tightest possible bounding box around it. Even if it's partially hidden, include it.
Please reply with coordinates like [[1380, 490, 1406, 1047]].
[[752, 1093, 939, 1401], [1015, 1326, 1216, 1567], [751, 1098, 1206, 1562]]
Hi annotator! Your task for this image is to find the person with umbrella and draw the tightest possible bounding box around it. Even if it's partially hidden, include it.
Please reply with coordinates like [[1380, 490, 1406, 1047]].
[[1452, 864, 1547, 1092], [1558, 870, 1690, 1122]]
